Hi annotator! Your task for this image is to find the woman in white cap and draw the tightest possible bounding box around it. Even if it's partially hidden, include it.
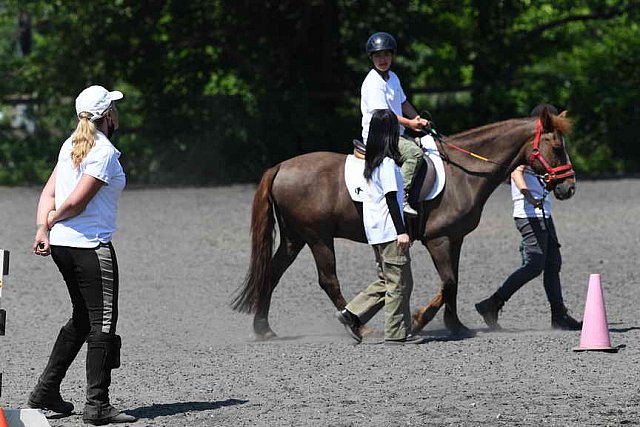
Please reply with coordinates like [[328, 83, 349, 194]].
[[29, 85, 136, 425]]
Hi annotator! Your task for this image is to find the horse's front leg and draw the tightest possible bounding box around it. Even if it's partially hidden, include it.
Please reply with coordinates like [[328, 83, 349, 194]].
[[413, 237, 473, 337]]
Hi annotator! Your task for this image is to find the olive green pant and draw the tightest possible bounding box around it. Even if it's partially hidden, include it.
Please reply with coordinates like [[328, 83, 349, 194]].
[[346, 240, 414, 340], [398, 135, 424, 193]]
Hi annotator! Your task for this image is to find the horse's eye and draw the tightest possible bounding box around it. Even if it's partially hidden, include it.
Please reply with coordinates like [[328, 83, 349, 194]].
[[552, 135, 565, 150]]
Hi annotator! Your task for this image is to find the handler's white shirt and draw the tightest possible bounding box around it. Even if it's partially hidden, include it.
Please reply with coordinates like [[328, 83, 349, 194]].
[[361, 69, 407, 143], [363, 157, 405, 245], [50, 131, 126, 247], [512, 167, 552, 218]]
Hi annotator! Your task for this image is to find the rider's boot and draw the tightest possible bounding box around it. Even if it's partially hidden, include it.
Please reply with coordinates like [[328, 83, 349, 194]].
[[28, 323, 87, 414], [83, 333, 137, 425]]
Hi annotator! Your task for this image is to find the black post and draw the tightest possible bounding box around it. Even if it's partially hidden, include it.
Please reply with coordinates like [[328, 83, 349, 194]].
[[0, 249, 9, 397]]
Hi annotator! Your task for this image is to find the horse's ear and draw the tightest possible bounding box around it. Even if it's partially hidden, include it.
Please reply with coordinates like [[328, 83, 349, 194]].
[[540, 107, 554, 131], [558, 110, 567, 118]]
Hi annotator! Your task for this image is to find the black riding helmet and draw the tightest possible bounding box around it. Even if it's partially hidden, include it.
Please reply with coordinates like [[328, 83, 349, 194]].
[[365, 32, 397, 55]]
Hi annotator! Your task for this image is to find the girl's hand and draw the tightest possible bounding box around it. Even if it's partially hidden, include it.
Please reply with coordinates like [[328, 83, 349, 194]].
[[397, 233, 411, 250], [407, 116, 429, 131], [33, 225, 51, 256]]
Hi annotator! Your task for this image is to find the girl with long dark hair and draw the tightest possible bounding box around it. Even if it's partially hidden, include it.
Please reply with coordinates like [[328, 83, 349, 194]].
[[336, 109, 423, 344]]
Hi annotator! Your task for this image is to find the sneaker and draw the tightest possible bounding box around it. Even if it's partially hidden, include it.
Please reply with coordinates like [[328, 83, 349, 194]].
[[403, 201, 418, 217], [335, 309, 362, 343], [403, 192, 418, 217], [385, 334, 426, 345]]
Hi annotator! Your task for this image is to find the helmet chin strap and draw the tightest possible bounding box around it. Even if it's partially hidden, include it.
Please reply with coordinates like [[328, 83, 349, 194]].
[[375, 68, 390, 80], [107, 123, 116, 139]]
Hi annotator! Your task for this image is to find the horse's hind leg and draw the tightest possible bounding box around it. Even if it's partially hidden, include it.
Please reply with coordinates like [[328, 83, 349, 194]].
[[309, 239, 348, 310], [254, 235, 305, 340]]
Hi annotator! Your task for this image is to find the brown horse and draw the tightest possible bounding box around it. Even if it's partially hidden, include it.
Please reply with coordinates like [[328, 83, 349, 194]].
[[232, 109, 576, 339]]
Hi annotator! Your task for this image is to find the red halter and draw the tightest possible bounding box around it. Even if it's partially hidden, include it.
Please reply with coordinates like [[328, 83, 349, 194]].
[[528, 120, 575, 189]]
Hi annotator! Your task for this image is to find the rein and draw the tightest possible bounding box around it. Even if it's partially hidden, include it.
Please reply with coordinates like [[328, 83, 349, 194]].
[[427, 128, 511, 168], [428, 120, 575, 185]]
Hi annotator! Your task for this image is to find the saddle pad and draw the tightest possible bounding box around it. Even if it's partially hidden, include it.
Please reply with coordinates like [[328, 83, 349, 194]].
[[420, 134, 446, 200], [344, 135, 446, 203], [344, 154, 369, 202]]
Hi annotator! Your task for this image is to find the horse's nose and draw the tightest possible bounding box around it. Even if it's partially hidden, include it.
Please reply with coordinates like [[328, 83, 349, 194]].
[[555, 181, 575, 200]]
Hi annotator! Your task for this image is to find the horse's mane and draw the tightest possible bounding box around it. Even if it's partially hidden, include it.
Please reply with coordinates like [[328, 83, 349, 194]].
[[447, 118, 529, 144], [448, 114, 572, 144]]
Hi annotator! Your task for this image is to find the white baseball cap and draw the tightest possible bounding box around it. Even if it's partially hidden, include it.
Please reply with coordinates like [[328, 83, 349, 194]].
[[75, 85, 124, 122]]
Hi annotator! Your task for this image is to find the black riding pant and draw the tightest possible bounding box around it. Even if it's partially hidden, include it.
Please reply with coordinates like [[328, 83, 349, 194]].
[[496, 217, 564, 308], [51, 242, 119, 338]]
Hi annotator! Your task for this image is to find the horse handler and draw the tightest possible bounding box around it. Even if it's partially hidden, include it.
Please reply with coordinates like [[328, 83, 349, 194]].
[[475, 104, 582, 332], [29, 85, 136, 425], [336, 110, 424, 345]]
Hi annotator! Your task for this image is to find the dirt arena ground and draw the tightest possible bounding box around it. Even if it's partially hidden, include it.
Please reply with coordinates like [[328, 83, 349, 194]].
[[0, 178, 638, 426]]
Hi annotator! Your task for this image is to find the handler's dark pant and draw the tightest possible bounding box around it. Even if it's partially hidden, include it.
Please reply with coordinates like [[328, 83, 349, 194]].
[[51, 242, 119, 337], [496, 217, 564, 308]]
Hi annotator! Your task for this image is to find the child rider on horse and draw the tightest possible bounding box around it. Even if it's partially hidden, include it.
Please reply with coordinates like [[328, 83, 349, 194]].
[[360, 31, 429, 216]]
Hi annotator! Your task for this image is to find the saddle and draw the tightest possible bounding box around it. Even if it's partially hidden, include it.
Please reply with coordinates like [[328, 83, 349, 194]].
[[349, 138, 439, 203], [352, 139, 366, 160]]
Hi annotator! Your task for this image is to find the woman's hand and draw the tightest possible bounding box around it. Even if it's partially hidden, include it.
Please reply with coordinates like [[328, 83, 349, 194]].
[[33, 224, 51, 256], [521, 189, 543, 209], [396, 233, 411, 250]]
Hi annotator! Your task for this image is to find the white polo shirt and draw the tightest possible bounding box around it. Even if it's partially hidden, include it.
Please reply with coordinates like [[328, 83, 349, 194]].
[[363, 157, 405, 244], [360, 69, 407, 143], [511, 167, 552, 218], [50, 131, 126, 247]]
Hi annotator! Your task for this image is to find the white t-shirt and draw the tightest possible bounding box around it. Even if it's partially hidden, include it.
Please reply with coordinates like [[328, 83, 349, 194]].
[[50, 131, 126, 248], [363, 157, 405, 244], [511, 167, 552, 218], [361, 69, 407, 143]]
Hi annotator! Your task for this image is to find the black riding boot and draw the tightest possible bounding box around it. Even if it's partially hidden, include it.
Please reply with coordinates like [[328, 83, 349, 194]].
[[28, 324, 87, 414], [551, 305, 583, 331], [83, 333, 136, 425], [475, 293, 505, 330]]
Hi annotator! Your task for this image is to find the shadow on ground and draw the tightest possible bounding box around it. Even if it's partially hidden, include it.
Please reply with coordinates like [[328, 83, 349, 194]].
[[127, 399, 248, 419]]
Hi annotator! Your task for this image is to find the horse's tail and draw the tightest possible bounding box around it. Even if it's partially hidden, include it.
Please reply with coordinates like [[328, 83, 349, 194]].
[[231, 164, 281, 313]]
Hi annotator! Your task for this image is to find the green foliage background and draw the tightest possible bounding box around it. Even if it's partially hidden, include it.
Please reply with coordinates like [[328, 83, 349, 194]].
[[1, 1, 638, 185]]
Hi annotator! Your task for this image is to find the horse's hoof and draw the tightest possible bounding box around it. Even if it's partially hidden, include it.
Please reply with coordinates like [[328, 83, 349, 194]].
[[255, 330, 277, 341], [411, 317, 427, 335], [450, 325, 475, 338]]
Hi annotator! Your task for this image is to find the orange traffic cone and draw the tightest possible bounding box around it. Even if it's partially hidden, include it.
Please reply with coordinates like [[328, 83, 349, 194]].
[[573, 273, 618, 352], [0, 407, 8, 427]]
